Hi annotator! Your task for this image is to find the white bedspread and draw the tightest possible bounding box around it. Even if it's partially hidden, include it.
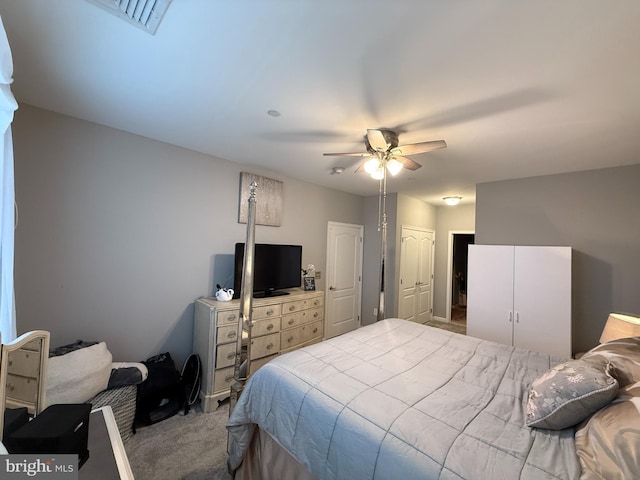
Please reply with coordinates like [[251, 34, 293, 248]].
[[227, 318, 581, 479]]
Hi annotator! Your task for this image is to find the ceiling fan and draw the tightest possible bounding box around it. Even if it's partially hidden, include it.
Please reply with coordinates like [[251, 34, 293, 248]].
[[323, 129, 446, 179]]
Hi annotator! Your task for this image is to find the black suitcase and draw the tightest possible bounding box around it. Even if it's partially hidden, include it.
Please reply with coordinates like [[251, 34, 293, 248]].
[[5, 403, 92, 467], [3, 407, 29, 439]]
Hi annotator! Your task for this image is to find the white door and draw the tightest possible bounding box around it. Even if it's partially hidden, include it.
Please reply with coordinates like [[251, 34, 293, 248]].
[[325, 222, 363, 339], [513, 246, 572, 357], [398, 227, 434, 323], [416, 231, 434, 323], [399, 230, 419, 321], [467, 245, 515, 345]]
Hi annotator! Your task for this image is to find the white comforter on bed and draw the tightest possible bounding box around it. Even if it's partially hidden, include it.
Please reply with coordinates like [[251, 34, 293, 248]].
[[227, 318, 581, 480]]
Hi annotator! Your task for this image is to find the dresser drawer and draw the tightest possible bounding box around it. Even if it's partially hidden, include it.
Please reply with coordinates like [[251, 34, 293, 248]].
[[253, 304, 281, 320], [7, 349, 41, 377], [282, 299, 307, 314], [250, 332, 280, 360], [217, 324, 238, 345], [216, 309, 239, 325], [301, 320, 323, 343], [281, 328, 301, 350], [282, 311, 305, 329], [5, 374, 37, 406], [213, 366, 235, 393], [252, 317, 280, 337], [305, 306, 323, 324], [308, 295, 323, 309], [215, 342, 237, 369]]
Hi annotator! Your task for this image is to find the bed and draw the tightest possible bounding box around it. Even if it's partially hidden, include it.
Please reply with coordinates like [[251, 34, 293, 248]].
[[227, 318, 640, 480]]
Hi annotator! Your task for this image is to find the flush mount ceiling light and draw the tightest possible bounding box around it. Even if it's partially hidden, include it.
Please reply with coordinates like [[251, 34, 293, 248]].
[[443, 196, 462, 206]]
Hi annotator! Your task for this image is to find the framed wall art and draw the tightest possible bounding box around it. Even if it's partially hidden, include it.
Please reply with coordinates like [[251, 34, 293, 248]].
[[238, 172, 283, 227]]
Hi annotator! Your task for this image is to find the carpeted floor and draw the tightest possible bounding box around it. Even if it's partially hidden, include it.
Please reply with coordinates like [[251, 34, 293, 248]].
[[125, 402, 231, 480], [424, 318, 466, 335]]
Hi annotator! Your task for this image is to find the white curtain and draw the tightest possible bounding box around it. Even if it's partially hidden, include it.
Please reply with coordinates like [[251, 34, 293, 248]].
[[0, 15, 18, 343]]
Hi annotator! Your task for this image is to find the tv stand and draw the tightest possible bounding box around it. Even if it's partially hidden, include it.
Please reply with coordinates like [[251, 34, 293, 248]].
[[254, 290, 290, 298]]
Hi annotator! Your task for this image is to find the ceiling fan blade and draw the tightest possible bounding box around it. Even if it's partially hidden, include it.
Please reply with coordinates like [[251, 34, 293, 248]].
[[394, 156, 422, 171], [354, 163, 366, 173], [367, 129, 389, 152], [323, 152, 371, 157], [391, 139, 447, 156]]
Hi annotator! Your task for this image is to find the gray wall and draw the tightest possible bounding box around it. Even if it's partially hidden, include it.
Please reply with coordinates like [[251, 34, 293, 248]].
[[13, 104, 364, 366], [475, 164, 640, 354], [361, 193, 444, 326]]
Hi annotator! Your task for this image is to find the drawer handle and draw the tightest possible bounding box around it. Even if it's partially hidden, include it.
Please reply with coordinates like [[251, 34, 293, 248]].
[[227, 314, 236, 321], [227, 352, 235, 360], [313, 312, 319, 318], [227, 330, 237, 339], [266, 309, 274, 316], [288, 305, 295, 311], [288, 319, 294, 325], [313, 300, 319, 305], [267, 323, 274, 331], [266, 343, 274, 350], [225, 374, 234, 382], [287, 336, 294, 343], [313, 328, 318, 334], [7, 383, 14, 392]]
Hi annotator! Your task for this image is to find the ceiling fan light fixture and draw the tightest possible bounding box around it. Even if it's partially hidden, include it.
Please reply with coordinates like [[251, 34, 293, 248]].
[[386, 158, 403, 176], [443, 196, 462, 206], [363, 157, 381, 175], [371, 166, 385, 180]]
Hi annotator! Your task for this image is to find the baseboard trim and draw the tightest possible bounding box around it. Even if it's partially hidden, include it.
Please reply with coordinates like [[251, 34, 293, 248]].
[[433, 316, 448, 323]]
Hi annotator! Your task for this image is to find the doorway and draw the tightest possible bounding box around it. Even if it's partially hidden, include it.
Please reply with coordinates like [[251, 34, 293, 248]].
[[446, 232, 475, 329]]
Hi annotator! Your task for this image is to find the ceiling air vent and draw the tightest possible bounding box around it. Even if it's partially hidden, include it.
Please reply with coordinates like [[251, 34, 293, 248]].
[[85, 0, 172, 35]]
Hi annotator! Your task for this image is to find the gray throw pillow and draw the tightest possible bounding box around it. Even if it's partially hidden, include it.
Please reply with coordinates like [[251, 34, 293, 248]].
[[526, 357, 618, 430]]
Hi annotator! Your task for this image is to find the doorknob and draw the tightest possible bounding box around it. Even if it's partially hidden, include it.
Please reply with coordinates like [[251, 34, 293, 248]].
[[329, 286, 336, 291]]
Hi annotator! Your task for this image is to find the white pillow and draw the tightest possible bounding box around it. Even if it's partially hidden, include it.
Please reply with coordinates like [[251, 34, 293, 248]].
[[46, 341, 113, 406]]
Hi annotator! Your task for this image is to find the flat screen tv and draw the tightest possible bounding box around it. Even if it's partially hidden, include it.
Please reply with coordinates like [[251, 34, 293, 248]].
[[233, 243, 302, 298]]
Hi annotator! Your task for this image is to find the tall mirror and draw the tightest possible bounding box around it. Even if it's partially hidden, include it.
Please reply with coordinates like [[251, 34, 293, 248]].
[[0, 330, 50, 440]]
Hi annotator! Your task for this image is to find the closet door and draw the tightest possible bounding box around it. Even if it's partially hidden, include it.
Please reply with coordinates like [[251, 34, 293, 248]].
[[513, 246, 571, 358], [467, 245, 514, 346]]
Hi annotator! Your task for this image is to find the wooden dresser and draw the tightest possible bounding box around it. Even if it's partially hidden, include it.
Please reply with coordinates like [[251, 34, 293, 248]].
[[193, 288, 324, 412]]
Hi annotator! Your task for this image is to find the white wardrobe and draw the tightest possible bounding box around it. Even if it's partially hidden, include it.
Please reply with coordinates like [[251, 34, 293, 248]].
[[467, 245, 572, 358]]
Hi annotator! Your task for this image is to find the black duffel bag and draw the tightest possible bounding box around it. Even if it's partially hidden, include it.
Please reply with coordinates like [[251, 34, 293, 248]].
[[135, 352, 184, 427]]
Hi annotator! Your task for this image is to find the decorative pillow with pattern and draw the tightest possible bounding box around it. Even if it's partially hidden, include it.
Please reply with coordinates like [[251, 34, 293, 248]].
[[526, 357, 618, 430], [575, 381, 640, 479], [581, 336, 640, 387]]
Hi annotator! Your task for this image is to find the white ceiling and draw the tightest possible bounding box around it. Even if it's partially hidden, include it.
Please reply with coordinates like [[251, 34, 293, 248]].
[[1, 0, 639, 205]]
